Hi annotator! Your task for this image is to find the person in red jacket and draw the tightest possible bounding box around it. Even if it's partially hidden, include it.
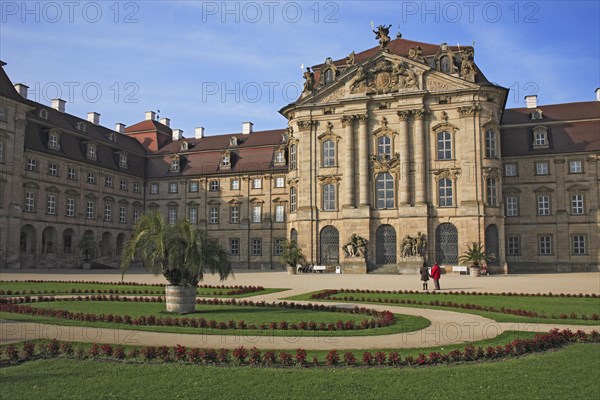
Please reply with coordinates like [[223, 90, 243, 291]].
[[430, 262, 441, 290]]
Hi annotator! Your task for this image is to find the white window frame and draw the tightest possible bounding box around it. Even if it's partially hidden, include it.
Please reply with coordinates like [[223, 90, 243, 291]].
[[486, 178, 498, 206], [104, 204, 112, 221], [86, 144, 97, 160], [322, 140, 336, 167], [48, 162, 58, 176], [537, 195, 550, 216], [322, 183, 336, 211], [275, 177, 285, 188], [188, 207, 198, 224], [506, 236, 520, 256], [133, 209, 141, 224], [25, 191, 35, 212], [230, 179, 240, 190], [119, 153, 128, 168], [67, 167, 77, 181], [86, 201, 94, 219], [437, 131, 452, 160], [539, 235, 552, 255], [209, 206, 219, 224], [230, 205, 239, 224], [150, 183, 159, 194], [26, 158, 37, 171], [505, 196, 518, 216], [571, 194, 584, 215], [535, 162, 549, 175], [376, 173, 394, 209], [46, 194, 56, 215], [133, 182, 141, 193], [275, 205, 285, 223], [290, 187, 297, 213], [572, 235, 586, 255], [252, 205, 262, 223], [569, 160, 582, 174], [189, 181, 199, 193], [377, 135, 392, 160], [105, 176, 113, 188], [168, 208, 177, 224], [438, 178, 453, 207], [485, 129, 497, 158], [119, 206, 127, 223], [230, 238, 240, 256], [48, 133, 60, 150], [210, 180, 219, 191], [252, 178, 262, 189], [504, 163, 517, 177], [169, 182, 178, 194], [66, 198, 75, 217], [251, 238, 262, 256]]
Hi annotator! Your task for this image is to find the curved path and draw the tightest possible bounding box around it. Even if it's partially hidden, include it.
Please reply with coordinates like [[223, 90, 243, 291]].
[[1, 288, 598, 349]]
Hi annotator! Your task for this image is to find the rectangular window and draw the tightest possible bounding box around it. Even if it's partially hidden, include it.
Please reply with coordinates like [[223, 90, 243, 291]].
[[150, 183, 159, 194], [275, 177, 285, 188], [275, 205, 285, 222], [230, 179, 240, 190], [189, 181, 199, 192], [48, 162, 58, 176], [504, 163, 517, 177], [486, 178, 498, 206], [210, 180, 219, 191], [534, 131, 547, 146], [505, 196, 518, 216], [569, 160, 582, 174], [170, 158, 180, 172], [252, 205, 262, 223], [26, 158, 37, 171], [133, 209, 141, 224], [290, 145, 297, 170], [105, 176, 113, 188], [49, 133, 59, 149], [437, 131, 452, 160], [506, 236, 520, 256], [274, 238, 284, 256], [119, 153, 128, 168], [0, 106, 6, 121], [252, 238, 262, 256], [230, 238, 240, 256], [539, 235, 552, 255], [275, 151, 285, 164], [67, 167, 77, 181], [535, 162, 549, 175], [252, 178, 262, 189], [119, 207, 126, 223], [25, 191, 35, 212], [86, 201, 94, 219], [230, 206, 239, 224], [87, 173, 96, 184], [571, 194, 584, 214], [209, 206, 219, 224], [133, 182, 141, 193], [168, 208, 177, 224], [120, 179, 127, 191], [323, 184, 336, 211], [290, 187, 297, 212], [169, 182, 178, 193], [537, 195, 550, 215], [86, 144, 96, 160], [188, 207, 198, 224], [322, 140, 336, 167], [438, 178, 453, 207], [485, 130, 497, 158], [66, 198, 75, 217], [46, 194, 56, 215], [572, 235, 586, 255], [104, 204, 112, 221]]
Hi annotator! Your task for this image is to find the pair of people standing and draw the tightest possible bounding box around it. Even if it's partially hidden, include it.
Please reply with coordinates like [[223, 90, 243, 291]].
[[420, 262, 441, 291]]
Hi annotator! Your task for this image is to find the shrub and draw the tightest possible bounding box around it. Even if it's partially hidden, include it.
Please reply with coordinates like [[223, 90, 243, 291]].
[[279, 351, 293, 366], [232, 346, 248, 365], [295, 348, 307, 366], [362, 352, 373, 366], [173, 345, 187, 361], [141, 346, 157, 361], [344, 352, 356, 366], [262, 351, 276, 366], [325, 350, 339, 366], [22, 341, 35, 359], [100, 343, 113, 357], [113, 346, 126, 360], [89, 343, 101, 358], [374, 352, 386, 366]]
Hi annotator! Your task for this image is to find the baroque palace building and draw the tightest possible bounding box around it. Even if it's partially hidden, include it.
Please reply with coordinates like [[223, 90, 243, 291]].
[[1, 33, 599, 273]]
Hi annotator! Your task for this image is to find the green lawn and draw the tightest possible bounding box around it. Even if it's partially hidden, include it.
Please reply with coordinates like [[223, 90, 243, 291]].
[[0, 281, 285, 298], [286, 291, 600, 325], [0, 301, 429, 337], [1, 344, 598, 399]]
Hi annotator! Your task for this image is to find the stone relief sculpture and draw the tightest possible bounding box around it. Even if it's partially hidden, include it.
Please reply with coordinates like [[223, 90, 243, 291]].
[[373, 24, 392, 49], [400, 232, 427, 257], [343, 234, 368, 258], [407, 46, 426, 64], [349, 59, 420, 94]]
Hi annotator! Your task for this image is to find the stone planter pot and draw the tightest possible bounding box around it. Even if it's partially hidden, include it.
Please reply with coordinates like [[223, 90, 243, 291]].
[[287, 265, 297, 275], [165, 285, 197, 314], [470, 267, 481, 277]]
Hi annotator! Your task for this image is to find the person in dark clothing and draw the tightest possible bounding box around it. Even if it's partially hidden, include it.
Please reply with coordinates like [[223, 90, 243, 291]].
[[419, 262, 429, 291]]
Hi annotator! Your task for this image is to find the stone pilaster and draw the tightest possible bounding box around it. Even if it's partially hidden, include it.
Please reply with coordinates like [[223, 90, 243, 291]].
[[342, 115, 355, 208], [397, 110, 411, 205], [413, 108, 428, 204], [357, 115, 369, 206]]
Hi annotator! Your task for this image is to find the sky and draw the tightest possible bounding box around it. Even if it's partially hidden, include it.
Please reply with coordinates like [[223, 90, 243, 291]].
[[1, 0, 599, 136]]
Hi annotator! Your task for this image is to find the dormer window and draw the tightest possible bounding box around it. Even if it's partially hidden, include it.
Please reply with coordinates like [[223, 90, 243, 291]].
[[108, 132, 116, 142], [76, 122, 86, 132], [86, 143, 97, 160], [532, 126, 549, 149], [39, 109, 48, 119], [274, 147, 286, 166], [180, 141, 189, 151], [531, 108, 544, 120], [440, 55, 451, 73], [324, 68, 334, 84], [48, 132, 60, 150], [119, 153, 128, 169], [229, 137, 238, 147], [170, 156, 180, 172], [221, 153, 231, 168]]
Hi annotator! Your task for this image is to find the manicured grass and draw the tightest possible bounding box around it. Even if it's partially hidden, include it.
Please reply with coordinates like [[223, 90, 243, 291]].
[[0, 281, 285, 298], [1, 344, 598, 399], [287, 291, 600, 325], [0, 301, 429, 336]]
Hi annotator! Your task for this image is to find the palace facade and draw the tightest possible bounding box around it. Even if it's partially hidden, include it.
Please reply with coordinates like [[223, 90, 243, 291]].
[[1, 36, 598, 273]]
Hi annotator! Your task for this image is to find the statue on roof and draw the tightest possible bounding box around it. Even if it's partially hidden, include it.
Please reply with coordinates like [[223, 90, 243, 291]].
[[373, 24, 392, 49], [302, 67, 315, 93], [346, 51, 355, 66], [407, 46, 426, 64], [460, 47, 476, 82]]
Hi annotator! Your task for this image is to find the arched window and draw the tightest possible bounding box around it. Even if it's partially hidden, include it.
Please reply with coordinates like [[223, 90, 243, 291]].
[[324, 69, 334, 84], [485, 224, 499, 265], [435, 223, 458, 264], [438, 178, 453, 207], [437, 131, 452, 160], [376, 173, 394, 209], [63, 229, 75, 254], [440, 55, 451, 73], [289, 144, 297, 170], [377, 135, 392, 160], [322, 140, 335, 167], [322, 184, 336, 211], [376, 225, 396, 265], [485, 129, 497, 158], [290, 186, 297, 212], [290, 228, 298, 243], [320, 225, 339, 264], [42, 227, 57, 253]]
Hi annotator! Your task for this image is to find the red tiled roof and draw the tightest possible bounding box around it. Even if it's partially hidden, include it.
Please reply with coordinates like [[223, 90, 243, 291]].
[[502, 101, 600, 125], [156, 129, 287, 154], [125, 119, 172, 135]]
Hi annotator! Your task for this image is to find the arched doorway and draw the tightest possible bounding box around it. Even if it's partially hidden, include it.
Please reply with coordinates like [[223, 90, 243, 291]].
[[376, 225, 397, 265], [41, 227, 57, 254], [116, 233, 126, 258], [20, 225, 36, 254], [319, 226, 339, 265], [435, 223, 458, 264], [81, 230, 96, 261], [63, 229, 75, 254], [485, 224, 499, 265], [101, 232, 113, 257]]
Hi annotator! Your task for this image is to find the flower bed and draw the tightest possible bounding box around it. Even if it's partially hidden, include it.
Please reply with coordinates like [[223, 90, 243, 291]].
[[0, 295, 395, 332], [1, 329, 597, 368], [311, 289, 600, 321]]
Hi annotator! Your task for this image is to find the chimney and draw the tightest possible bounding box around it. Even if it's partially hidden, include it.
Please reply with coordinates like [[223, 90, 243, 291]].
[[595, 88, 600, 102], [145, 111, 156, 121], [172, 129, 183, 141], [242, 121, 253, 135], [14, 83, 29, 99], [87, 112, 100, 125], [115, 123, 126, 134], [159, 117, 170, 127], [51, 98, 66, 113], [195, 127, 205, 139], [525, 95, 537, 109]]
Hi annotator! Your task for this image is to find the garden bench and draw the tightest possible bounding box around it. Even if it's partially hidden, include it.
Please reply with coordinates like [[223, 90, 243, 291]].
[[312, 265, 327, 273], [452, 266, 469, 275]]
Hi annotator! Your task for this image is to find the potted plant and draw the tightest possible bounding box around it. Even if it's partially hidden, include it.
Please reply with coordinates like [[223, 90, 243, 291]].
[[78, 235, 97, 269], [278, 240, 306, 275], [459, 242, 494, 277], [121, 211, 232, 313]]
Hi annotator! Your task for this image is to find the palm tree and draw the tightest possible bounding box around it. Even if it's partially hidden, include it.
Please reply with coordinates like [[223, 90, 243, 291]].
[[459, 242, 494, 269], [278, 240, 306, 272], [121, 211, 232, 287]]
